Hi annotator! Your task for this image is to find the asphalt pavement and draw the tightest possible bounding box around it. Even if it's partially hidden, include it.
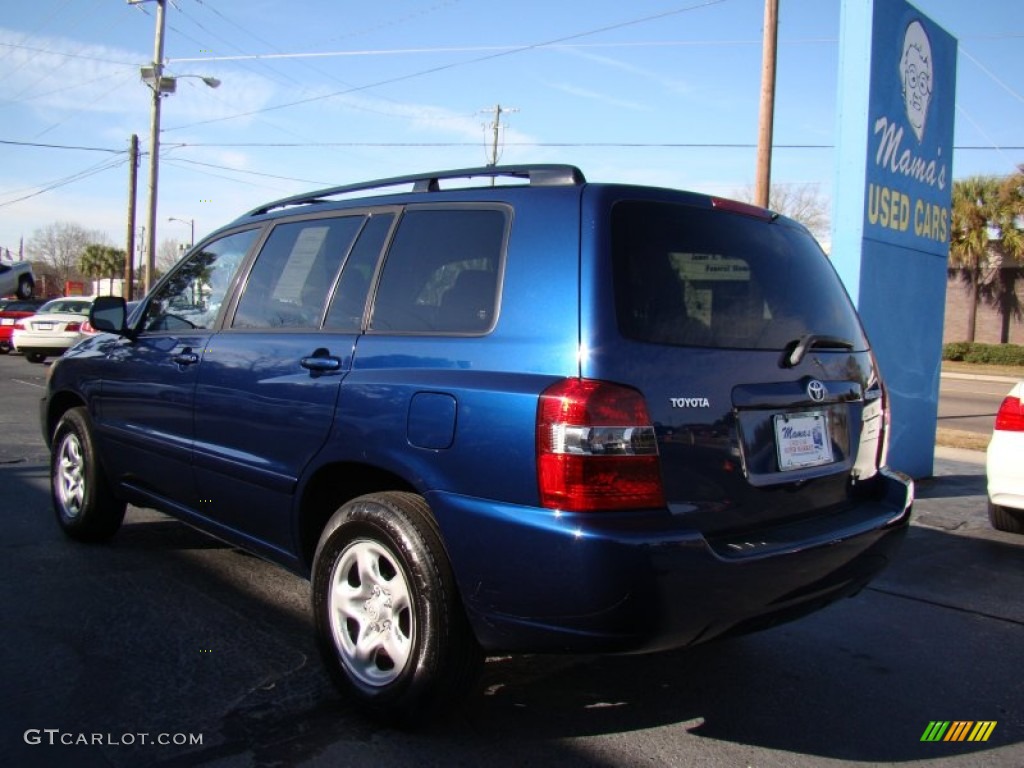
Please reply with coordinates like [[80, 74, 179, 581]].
[[1, 357, 1021, 767]]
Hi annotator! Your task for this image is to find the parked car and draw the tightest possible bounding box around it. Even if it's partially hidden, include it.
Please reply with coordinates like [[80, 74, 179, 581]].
[[13, 297, 92, 363], [0, 260, 35, 299], [43, 165, 913, 722], [0, 298, 46, 353], [986, 381, 1024, 533]]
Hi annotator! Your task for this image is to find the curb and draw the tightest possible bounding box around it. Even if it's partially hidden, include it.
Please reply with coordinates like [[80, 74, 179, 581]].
[[934, 444, 986, 465], [941, 371, 1021, 384]]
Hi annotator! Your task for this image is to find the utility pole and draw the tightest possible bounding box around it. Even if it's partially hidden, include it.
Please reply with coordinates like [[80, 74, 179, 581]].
[[125, 134, 139, 301], [142, 0, 167, 296], [754, 0, 779, 209], [483, 104, 518, 168]]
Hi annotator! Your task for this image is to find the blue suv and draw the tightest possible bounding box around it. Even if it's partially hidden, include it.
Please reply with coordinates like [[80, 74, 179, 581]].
[[43, 165, 913, 722]]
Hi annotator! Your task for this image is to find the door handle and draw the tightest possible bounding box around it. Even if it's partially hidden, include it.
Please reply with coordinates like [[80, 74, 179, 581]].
[[300, 349, 342, 373], [171, 349, 199, 366]]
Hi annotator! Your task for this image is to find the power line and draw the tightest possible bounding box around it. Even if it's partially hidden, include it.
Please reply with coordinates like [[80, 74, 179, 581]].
[[0, 138, 123, 153], [164, 0, 728, 132], [0, 155, 127, 209], [165, 33, 1024, 64], [0, 41, 136, 66], [5, 138, 1022, 154]]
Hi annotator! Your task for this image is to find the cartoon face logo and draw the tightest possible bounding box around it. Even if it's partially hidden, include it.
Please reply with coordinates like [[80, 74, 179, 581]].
[[900, 20, 933, 143]]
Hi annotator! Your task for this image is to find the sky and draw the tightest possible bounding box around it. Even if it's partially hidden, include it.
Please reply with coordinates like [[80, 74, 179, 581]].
[[0, 0, 1021, 262]]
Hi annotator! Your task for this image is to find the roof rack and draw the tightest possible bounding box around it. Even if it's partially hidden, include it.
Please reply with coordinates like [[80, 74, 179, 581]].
[[243, 164, 587, 217]]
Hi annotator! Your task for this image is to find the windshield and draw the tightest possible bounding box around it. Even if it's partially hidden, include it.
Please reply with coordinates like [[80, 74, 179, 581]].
[[612, 200, 868, 351]]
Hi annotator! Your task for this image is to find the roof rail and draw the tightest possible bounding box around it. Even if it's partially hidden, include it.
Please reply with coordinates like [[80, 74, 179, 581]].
[[243, 164, 586, 217]]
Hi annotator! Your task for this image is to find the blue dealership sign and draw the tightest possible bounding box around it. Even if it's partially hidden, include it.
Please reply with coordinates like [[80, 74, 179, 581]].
[[832, 0, 957, 478], [864, 5, 956, 254]]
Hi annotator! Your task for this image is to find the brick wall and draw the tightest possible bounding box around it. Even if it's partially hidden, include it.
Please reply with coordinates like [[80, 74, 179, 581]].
[[944, 268, 1024, 344]]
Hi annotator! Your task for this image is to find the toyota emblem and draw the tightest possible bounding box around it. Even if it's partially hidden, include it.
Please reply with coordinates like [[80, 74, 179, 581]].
[[807, 379, 827, 403]]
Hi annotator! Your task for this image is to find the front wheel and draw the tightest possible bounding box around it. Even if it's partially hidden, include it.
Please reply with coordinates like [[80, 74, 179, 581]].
[[51, 407, 126, 542], [312, 492, 482, 724]]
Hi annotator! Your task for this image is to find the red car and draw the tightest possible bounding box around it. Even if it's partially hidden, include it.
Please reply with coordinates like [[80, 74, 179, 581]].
[[0, 299, 45, 354]]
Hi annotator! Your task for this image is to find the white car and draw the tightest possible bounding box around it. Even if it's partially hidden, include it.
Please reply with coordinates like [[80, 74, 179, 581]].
[[986, 381, 1024, 533], [12, 297, 92, 363], [0, 260, 35, 298]]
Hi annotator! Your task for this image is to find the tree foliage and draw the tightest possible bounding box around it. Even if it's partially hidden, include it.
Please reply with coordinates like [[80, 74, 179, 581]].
[[157, 237, 187, 275], [950, 170, 1024, 343], [78, 244, 126, 296], [736, 182, 831, 244], [27, 222, 108, 290]]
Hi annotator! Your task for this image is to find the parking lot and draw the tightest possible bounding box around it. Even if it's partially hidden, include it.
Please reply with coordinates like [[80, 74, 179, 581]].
[[0, 352, 1021, 768]]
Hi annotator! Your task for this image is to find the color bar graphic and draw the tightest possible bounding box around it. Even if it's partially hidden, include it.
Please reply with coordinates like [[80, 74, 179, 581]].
[[921, 721, 997, 742]]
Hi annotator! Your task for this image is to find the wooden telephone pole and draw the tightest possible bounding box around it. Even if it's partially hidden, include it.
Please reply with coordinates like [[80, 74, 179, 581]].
[[755, 0, 779, 209], [124, 134, 139, 301]]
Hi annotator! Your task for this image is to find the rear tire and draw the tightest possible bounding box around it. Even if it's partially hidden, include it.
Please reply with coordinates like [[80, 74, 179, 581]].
[[26, 352, 46, 364], [51, 407, 126, 542], [312, 492, 482, 724], [988, 500, 1024, 534], [16, 275, 34, 299]]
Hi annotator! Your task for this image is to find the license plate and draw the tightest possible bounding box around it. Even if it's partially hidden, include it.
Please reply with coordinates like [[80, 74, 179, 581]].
[[775, 411, 833, 471], [34, 322, 54, 330]]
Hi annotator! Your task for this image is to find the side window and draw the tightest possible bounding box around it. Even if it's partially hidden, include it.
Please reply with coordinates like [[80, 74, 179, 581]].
[[233, 216, 363, 329], [142, 229, 259, 332], [369, 208, 506, 334], [324, 213, 394, 332]]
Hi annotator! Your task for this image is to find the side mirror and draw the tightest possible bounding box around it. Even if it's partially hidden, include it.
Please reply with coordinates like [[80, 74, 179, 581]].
[[89, 296, 128, 336]]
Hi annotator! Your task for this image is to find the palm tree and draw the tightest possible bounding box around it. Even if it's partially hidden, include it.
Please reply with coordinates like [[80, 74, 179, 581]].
[[950, 176, 1001, 342], [78, 244, 126, 296], [990, 169, 1024, 343]]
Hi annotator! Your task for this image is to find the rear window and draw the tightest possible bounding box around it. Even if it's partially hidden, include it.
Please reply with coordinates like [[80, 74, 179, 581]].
[[612, 200, 868, 351], [39, 299, 92, 315]]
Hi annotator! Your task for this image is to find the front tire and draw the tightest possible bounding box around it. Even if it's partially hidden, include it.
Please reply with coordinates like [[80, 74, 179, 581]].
[[312, 492, 482, 724], [51, 407, 126, 542]]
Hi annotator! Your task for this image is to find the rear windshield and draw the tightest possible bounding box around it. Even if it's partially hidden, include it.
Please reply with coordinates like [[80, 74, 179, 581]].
[[612, 200, 868, 351]]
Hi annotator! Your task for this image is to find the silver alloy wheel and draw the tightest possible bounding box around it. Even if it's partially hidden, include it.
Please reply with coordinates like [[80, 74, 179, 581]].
[[56, 432, 85, 519], [328, 538, 415, 688]]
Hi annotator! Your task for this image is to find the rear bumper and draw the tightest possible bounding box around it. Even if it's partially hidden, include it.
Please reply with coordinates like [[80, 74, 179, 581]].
[[987, 431, 1024, 511], [429, 467, 912, 654], [12, 334, 79, 352]]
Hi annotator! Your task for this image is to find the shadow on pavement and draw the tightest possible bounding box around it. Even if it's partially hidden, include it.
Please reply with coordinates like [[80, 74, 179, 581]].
[[2, 461, 1021, 767]]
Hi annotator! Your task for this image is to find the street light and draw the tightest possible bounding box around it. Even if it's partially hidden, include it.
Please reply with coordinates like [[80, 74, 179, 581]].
[[136, 0, 219, 295], [167, 216, 195, 251]]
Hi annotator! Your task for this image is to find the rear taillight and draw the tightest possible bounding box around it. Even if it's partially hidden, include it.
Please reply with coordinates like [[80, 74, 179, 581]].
[[80, 320, 94, 334], [66, 322, 82, 332], [536, 378, 665, 511], [995, 395, 1024, 432], [13, 321, 25, 330]]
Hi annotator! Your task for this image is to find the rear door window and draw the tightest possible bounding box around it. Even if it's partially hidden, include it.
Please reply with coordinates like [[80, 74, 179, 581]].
[[369, 207, 507, 334], [324, 213, 395, 332], [612, 200, 868, 351]]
